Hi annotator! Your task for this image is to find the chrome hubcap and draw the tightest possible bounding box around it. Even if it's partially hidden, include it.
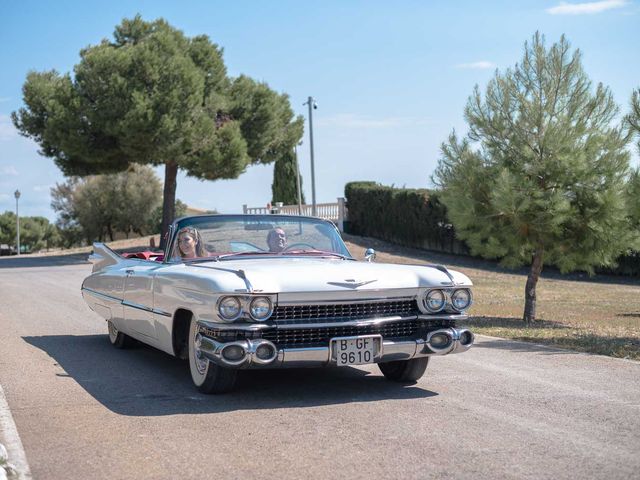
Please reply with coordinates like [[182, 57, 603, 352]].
[[193, 332, 208, 374], [108, 321, 118, 341]]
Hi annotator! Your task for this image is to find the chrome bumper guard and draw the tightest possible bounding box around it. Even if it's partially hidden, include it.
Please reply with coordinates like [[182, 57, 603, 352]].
[[196, 327, 474, 369]]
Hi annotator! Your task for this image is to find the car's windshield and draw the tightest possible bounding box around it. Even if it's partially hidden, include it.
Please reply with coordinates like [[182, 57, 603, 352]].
[[167, 215, 352, 262]]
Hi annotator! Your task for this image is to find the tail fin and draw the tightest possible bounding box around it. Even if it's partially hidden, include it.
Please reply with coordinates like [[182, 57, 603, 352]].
[[88, 243, 122, 273]]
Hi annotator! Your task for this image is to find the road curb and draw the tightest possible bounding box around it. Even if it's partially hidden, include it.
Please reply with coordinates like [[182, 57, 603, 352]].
[[0, 385, 31, 480]]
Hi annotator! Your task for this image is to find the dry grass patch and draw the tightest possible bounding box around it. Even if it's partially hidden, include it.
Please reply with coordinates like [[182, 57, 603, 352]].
[[343, 234, 640, 360]]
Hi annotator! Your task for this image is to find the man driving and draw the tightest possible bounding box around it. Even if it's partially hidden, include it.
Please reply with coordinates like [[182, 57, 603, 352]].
[[267, 227, 287, 252]]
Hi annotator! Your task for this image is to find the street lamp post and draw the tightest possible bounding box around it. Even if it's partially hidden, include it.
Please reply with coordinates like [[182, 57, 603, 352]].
[[14, 189, 21, 256], [303, 96, 317, 216]]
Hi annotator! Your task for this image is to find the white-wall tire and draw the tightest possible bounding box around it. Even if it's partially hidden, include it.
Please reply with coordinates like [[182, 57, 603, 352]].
[[187, 316, 237, 394]]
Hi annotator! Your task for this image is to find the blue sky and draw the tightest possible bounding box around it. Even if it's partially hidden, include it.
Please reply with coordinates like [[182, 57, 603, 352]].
[[1, 0, 639, 220]]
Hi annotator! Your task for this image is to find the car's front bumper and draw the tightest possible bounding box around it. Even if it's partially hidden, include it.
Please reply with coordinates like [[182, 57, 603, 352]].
[[195, 327, 474, 369]]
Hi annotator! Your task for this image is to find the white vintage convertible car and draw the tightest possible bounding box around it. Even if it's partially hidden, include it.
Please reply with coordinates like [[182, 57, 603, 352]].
[[81, 214, 474, 393]]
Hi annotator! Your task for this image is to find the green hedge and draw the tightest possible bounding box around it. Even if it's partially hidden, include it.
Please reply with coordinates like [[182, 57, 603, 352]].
[[344, 181, 639, 277], [597, 251, 640, 277], [344, 181, 468, 255]]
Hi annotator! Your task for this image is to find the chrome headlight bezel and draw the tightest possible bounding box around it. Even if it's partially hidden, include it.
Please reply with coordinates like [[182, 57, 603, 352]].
[[217, 296, 242, 321], [423, 289, 446, 313], [450, 288, 473, 312], [249, 296, 273, 322], [215, 294, 276, 322]]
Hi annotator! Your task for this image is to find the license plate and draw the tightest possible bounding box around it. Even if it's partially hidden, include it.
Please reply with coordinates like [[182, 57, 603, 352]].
[[332, 335, 380, 366]]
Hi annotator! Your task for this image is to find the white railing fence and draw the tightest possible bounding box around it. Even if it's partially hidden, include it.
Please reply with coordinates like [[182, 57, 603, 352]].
[[243, 197, 348, 231]]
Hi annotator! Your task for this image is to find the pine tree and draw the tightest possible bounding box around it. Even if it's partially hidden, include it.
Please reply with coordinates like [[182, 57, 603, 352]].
[[626, 88, 640, 236], [12, 16, 303, 247], [627, 88, 640, 152], [433, 33, 635, 323]]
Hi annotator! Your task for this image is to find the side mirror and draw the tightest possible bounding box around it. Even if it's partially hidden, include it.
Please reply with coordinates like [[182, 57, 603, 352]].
[[364, 248, 376, 262]]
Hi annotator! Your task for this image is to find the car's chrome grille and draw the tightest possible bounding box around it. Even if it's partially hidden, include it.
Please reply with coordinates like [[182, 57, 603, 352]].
[[272, 299, 419, 325], [261, 320, 419, 349]]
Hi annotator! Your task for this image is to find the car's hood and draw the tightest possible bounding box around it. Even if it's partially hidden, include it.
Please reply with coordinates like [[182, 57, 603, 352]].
[[178, 257, 472, 298]]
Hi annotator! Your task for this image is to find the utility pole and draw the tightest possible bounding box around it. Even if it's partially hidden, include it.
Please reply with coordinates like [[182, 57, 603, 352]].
[[14, 189, 21, 256], [304, 96, 317, 216], [294, 143, 303, 215]]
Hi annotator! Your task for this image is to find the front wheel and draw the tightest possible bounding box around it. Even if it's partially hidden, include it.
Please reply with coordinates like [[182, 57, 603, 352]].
[[378, 357, 429, 383], [188, 316, 237, 394]]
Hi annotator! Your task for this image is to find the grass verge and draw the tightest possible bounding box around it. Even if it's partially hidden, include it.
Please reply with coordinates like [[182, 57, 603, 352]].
[[343, 234, 640, 361]]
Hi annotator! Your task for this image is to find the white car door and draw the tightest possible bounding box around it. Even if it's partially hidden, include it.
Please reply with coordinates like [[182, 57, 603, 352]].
[[122, 262, 160, 339]]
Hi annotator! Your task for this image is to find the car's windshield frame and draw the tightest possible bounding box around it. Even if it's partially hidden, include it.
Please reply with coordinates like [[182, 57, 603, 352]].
[[164, 214, 352, 263]]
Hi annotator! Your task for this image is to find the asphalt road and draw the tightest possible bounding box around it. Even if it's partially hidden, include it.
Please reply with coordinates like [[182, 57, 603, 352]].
[[0, 255, 639, 480]]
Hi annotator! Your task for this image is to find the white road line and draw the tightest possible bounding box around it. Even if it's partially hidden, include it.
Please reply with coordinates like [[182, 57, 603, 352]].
[[0, 384, 31, 480]]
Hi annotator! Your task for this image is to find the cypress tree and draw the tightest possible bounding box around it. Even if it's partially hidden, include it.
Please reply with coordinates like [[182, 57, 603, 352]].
[[272, 149, 305, 205]]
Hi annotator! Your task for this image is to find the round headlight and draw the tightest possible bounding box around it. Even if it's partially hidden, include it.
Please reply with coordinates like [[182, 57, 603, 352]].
[[451, 289, 472, 311], [424, 289, 446, 312], [249, 296, 272, 321], [218, 296, 241, 320]]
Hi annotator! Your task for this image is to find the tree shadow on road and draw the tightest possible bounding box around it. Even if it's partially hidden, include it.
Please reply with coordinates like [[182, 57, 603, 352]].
[[0, 253, 90, 268], [23, 334, 437, 417], [0, 246, 156, 269]]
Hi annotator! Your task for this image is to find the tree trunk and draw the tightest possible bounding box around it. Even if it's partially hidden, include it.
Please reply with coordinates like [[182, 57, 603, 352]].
[[160, 161, 178, 250], [523, 247, 544, 324]]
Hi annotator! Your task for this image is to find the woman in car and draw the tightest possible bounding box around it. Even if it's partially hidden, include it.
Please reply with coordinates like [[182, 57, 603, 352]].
[[176, 226, 208, 259]]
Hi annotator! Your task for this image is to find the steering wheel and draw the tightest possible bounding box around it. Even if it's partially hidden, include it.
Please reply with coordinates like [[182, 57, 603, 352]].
[[283, 243, 316, 252]]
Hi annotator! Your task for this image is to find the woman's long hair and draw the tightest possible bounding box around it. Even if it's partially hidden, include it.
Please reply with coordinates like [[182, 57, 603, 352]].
[[176, 226, 208, 257]]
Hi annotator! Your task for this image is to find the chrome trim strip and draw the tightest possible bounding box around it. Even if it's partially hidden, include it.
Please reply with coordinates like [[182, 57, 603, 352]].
[[199, 321, 273, 332], [277, 295, 416, 306], [417, 313, 468, 321], [81, 287, 122, 304], [277, 313, 468, 329], [122, 299, 153, 313], [122, 300, 173, 317], [424, 264, 457, 285], [275, 315, 413, 330], [82, 287, 171, 317], [198, 313, 467, 332], [236, 269, 254, 294], [187, 264, 256, 292]]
